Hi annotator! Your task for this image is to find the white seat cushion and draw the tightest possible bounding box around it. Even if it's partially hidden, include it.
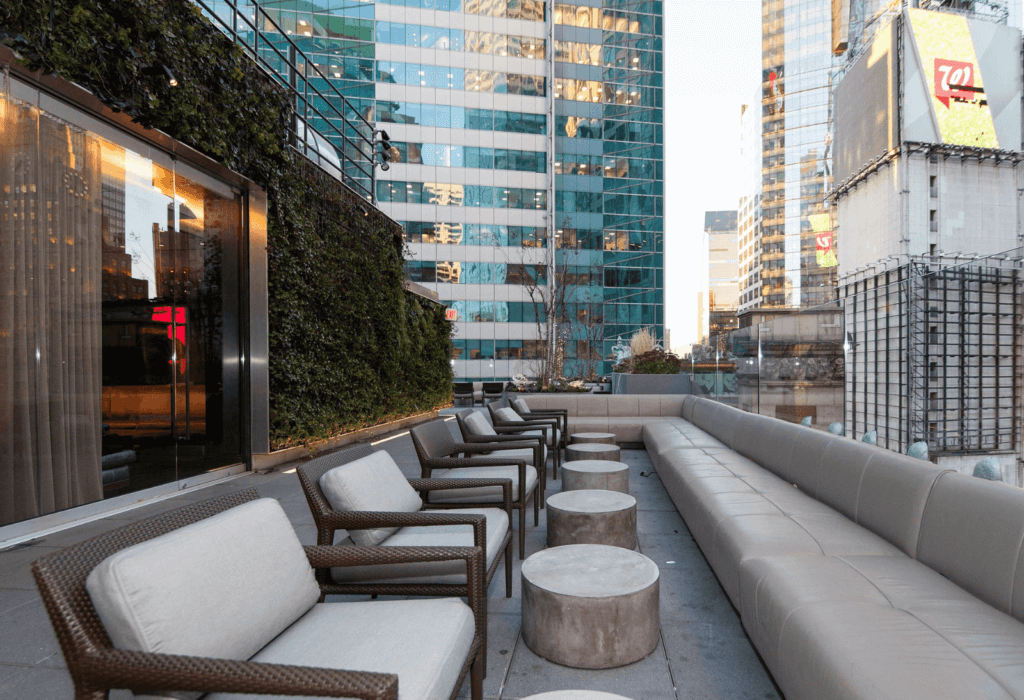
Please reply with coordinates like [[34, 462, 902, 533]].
[[330, 508, 509, 584], [490, 446, 546, 466], [205, 598, 476, 700], [86, 499, 319, 662], [320, 450, 423, 546], [427, 466, 539, 504]]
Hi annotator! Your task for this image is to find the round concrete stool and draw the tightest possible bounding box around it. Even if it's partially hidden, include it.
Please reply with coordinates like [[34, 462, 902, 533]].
[[561, 460, 629, 493], [520, 692, 635, 700], [547, 490, 636, 549], [522, 544, 660, 668], [566, 442, 621, 462], [570, 432, 616, 445]]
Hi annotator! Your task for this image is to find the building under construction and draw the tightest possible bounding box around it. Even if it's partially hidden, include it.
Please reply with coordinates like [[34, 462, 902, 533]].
[[840, 254, 1023, 482]]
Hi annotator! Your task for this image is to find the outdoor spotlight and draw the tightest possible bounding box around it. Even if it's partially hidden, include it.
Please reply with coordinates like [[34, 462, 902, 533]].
[[163, 65, 178, 87], [380, 160, 390, 172]]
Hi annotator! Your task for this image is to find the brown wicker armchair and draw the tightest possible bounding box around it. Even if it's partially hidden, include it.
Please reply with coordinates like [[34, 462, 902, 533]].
[[31, 488, 485, 700], [485, 401, 565, 480], [455, 408, 553, 491], [511, 397, 570, 437], [410, 419, 541, 558], [295, 443, 514, 601]]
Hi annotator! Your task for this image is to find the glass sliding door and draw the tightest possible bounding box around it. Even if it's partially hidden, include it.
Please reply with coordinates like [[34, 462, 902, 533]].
[[1, 79, 246, 527]]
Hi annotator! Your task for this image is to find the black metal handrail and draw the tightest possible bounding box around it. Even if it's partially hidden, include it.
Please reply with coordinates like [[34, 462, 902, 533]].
[[193, 0, 376, 199]]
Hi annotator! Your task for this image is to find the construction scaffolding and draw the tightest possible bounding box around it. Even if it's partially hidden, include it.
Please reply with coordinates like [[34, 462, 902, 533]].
[[841, 256, 1022, 456]]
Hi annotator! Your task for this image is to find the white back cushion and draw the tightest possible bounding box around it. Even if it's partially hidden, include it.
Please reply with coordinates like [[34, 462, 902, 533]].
[[513, 399, 531, 414], [495, 407, 524, 423], [320, 450, 423, 546], [86, 499, 319, 662], [464, 411, 497, 436]]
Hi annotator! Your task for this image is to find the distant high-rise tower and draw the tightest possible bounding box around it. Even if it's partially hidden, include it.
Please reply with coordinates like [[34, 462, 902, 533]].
[[760, 0, 840, 311], [704, 211, 739, 341], [738, 104, 762, 314]]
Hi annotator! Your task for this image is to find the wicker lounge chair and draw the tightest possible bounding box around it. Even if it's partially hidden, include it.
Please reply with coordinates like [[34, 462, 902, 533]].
[[511, 397, 570, 437], [32, 488, 485, 700], [453, 382, 476, 406], [481, 382, 505, 403], [486, 401, 565, 479], [411, 419, 541, 558], [295, 443, 514, 602]]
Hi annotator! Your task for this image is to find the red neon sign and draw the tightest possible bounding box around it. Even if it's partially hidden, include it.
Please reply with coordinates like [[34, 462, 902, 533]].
[[445, 308, 459, 322]]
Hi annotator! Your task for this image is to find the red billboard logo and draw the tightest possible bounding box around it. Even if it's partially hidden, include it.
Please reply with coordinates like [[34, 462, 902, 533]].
[[934, 58, 983, 108], [815, 232, 837, 268], [445, 308, 459, 322]]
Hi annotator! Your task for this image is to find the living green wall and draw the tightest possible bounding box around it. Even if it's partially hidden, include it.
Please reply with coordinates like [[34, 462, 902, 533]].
[[2, 0, 453, 450]]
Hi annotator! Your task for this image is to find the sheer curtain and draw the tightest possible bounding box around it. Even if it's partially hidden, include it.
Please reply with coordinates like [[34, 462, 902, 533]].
[[0, 88, 103, 526]]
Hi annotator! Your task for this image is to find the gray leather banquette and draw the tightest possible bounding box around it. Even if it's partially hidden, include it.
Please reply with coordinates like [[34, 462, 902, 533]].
[[521, 393, 1024, 700]]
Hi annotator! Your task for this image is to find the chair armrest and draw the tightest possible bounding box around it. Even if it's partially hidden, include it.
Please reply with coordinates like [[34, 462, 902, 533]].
[[307, 546, 486, 642], [316, 511, 487, 549], [453, 440, 538, 453], [81, 648, 398, 700], [461, 433, 533, 443], [421, 457, 530, 503], [519, 409, 567, 431], [304, 544, 482, 570], [408, 477, 513, 516]]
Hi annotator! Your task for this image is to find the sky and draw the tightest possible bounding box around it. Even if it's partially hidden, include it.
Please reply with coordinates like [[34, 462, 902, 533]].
[[663, 0, 762, 350]]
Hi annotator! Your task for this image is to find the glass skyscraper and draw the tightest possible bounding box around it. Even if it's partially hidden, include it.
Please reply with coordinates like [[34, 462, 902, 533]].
[[204, 0, 664, 381], [757, 0, 838, 311]]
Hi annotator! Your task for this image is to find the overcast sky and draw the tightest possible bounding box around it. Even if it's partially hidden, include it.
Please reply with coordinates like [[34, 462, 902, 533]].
[[663, 0, 762, 350]]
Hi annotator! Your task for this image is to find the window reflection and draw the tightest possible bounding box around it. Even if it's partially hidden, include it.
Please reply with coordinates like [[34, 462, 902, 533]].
[[1, 88, 244, 527], [378, 181, 547, 209]]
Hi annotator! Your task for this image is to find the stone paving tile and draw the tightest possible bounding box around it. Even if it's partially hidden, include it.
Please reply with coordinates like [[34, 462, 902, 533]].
[[0, 588, 39, 616], [0, 598, 63, 668], [457, 613, 523, 699], [501, 635, 678, 700], [0, 664, 75, 700], [661, 620, 782, 700], [0, 545, 63, 590]]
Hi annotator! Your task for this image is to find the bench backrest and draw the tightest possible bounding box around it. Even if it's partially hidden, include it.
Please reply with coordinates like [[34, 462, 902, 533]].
[[520, 394, 687, 418], [917, 472, 1024, 622], [688, 397, 948, 560]]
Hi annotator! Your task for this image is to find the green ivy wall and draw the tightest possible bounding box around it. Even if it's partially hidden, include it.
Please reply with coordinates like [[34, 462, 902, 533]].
[[2, 0, 453, 450]]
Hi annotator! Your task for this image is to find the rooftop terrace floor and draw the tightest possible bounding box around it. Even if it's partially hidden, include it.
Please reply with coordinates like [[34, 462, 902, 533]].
[[0, 420, 782, 700]]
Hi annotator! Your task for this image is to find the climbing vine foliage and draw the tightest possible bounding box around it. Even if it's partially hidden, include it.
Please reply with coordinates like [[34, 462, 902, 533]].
[[2, 0, 453, 449]]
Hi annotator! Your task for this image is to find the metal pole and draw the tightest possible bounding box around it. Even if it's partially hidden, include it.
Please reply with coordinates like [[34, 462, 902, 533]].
[[546, 1, 557, 378]]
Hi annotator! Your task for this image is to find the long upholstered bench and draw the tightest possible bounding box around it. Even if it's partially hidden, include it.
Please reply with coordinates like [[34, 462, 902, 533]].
[[519, 393, 1024, 699]]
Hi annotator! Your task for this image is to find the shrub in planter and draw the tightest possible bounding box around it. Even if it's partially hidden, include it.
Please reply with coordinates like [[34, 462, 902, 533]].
[[614, 349, 684, 375]]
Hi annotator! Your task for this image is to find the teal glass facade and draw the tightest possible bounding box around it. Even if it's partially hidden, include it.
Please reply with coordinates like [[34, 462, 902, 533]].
[[201, 0, 664, 381], [554, 1, 664, 377]]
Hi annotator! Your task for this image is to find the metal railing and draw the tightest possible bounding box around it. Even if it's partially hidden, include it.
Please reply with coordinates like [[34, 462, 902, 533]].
[[193, 0, 376, 200]]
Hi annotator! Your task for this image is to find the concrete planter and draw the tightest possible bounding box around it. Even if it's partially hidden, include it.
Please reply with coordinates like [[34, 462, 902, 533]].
[[611, 372, 693, 395]]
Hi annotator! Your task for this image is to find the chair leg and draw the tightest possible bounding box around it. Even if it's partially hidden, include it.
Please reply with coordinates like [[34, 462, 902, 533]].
[[471, 652, 485, 700], [533, 490, 539, 526], [505, 540, 513, 597], [76, 689, 108, 700], [518, 507, 526, 559]]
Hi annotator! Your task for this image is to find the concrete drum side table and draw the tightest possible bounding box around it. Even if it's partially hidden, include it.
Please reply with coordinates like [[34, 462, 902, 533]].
[[566, 442, 621, 462], [547, 490, 637, 549], [571, 432, 616, 445], [522, 544, 660, 669], [561, 460, 629, 493], [520, 693, 635, 700]]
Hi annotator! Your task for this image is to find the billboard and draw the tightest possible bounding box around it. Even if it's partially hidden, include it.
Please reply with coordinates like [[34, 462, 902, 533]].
[[903, 8, 1022, 150], [834, 18, 899, 183]]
